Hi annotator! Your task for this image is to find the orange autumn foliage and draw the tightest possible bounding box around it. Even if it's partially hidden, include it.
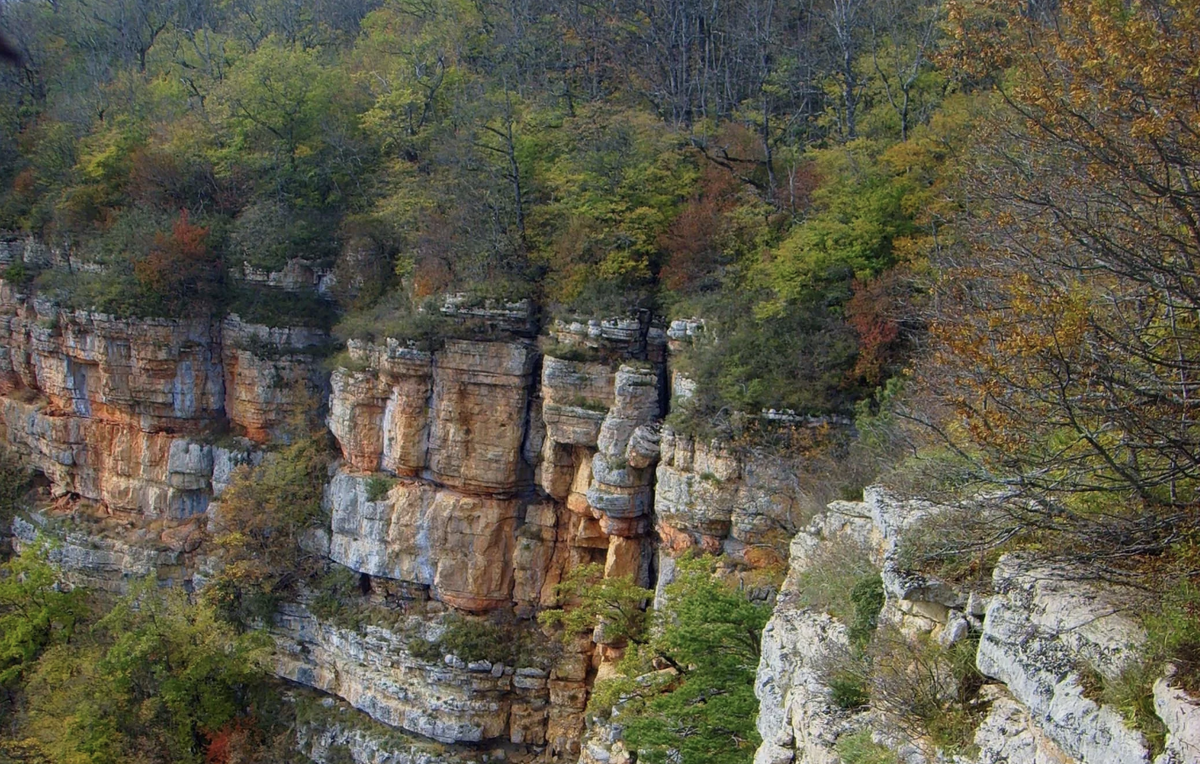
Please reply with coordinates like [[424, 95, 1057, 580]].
[[134, 210, 222, 309]]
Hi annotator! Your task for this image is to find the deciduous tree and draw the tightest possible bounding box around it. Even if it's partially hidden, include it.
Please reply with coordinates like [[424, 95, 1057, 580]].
[[923, 0, 1200, 570]]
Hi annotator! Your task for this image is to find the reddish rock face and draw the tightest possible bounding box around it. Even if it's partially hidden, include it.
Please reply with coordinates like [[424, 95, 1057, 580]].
[[327, 472, 521, 611], [0, 289, 329, 515], [327, 342, 434, 473], [0, 288, 226, 432], [221, 316, 331, 442], [326, 339, 536, 492], [0, 282, 711, 753]]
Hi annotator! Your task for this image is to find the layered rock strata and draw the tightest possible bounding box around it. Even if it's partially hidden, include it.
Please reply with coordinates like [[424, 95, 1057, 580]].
[[7, 269, 1173, 764], [274, 602, 533, 746], [222, 315, 332, 442], [295, 693, 500, 764], [326, 338, 535, 492], [0, 284, 326, 515], [655, 430, 802, 566]]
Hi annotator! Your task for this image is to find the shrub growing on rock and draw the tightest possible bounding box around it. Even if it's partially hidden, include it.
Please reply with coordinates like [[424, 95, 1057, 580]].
[[208, 436, 332, 628], [581, 557, 771, 764]]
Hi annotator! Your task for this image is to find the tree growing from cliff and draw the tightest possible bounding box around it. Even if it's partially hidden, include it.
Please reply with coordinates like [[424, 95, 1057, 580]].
[[538, 563, 652, 646], [582, 557, 770, 764], [0, 447, 30, 529], [208, 436, 331, 628]]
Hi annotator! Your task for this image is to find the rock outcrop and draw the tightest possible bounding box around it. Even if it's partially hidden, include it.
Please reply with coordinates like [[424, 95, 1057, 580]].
[[655, 429, 805, 566], [752, 488, 1186, 764], [295, 693, 499, 764], [752, 500, 879, 764], [273, 602, 530, 746], [222, 315, 331, 442], [11, 510, 202, 592], [326, 338, 536, 492], [0, 284, 325, 517], [976, 557, 1152, 764], [328, 472, 521, 611], [754, 605, 850, 764], [1155, 671, 1200, 764]]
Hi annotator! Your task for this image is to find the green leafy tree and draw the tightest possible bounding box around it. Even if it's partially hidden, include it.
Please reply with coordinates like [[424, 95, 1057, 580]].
[[19, 583, 274, 764], [208, 436, 331, 628], [538, 563, 652, 646], [355, 1, 476, 160], [216, 37, 332, 164], [587, 557, 771, 764], [0, 448, 30, 529], [753, 141, 918, 317], [0, 543, 88, 705], [526, 105, 697, 313]]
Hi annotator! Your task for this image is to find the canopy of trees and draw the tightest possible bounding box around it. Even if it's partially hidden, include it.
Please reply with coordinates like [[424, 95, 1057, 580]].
[[0, 0, 955, 425]]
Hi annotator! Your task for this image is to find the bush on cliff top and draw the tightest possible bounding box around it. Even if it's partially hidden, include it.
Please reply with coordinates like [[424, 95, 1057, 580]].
[[411, 612, 553, 669]]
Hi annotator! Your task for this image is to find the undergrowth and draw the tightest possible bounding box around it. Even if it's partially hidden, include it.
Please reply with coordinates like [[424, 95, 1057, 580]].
[[409, 612, 553, 669], [834, 730, 900, 764]]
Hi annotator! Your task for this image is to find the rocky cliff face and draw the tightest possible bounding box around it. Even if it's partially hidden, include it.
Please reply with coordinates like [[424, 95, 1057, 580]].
[[311, 325, 669, 755], [3, 276, 1182, 764], [0, 278, 705, 762], [753, 488, 1200, 764]]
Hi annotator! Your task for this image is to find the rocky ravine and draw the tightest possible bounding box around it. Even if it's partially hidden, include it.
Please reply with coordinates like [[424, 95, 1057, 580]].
[[1, 265, 1193, 764]]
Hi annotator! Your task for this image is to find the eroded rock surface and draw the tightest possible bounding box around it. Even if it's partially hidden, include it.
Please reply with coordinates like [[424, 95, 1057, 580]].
[[273, 602, 523, 745], [0, 287, 321, 515], [328, 471, 520, 611], [1154, 673, 1200, 764], [976, 556, 1151, 764], [655, 429, 805, 563], [751, 488, 1187, 764], [222, 315, 331, 442], [327, 339, 536, 492]]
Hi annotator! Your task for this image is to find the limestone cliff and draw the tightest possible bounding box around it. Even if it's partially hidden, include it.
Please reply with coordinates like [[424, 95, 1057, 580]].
[[0, 274, 684, 762], [2, 273, 1183, 764], [752, 488, 1200, 764]]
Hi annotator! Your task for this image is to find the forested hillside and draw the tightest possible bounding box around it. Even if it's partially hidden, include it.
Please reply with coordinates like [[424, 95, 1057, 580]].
[[0, 0, 953, 425], [1, 0, 1198, 762]]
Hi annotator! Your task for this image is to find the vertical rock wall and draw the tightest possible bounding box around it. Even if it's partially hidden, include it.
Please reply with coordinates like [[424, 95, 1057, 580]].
[[3, 275, 1184, 764], [0, 279, 698, 760], [0, 287, 329, 521], [318, 323, 669, 755]]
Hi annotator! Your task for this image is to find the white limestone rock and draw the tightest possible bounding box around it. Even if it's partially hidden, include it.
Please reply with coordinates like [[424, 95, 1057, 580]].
[[1153, 671, 1200, 764], [970, 686, 1075, 764], [754, 607, 848, 764], [976, 555, 1152, 764]]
